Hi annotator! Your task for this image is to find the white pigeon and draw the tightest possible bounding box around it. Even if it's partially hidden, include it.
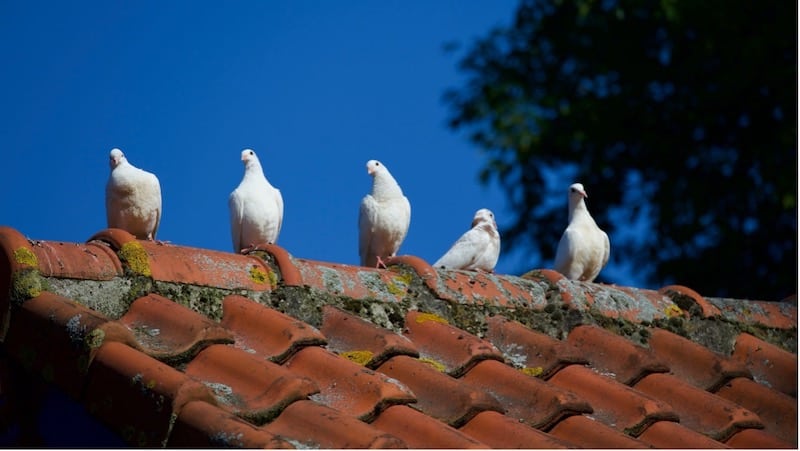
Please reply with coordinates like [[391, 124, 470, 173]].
[[553, 182, 610, 282], [359, 160, 411, 268], [433, 208, 500, 272], [229, 148, 284, 252], [105, 148, 162, 240]]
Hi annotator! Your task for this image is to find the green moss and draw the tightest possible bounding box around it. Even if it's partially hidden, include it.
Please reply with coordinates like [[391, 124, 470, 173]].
[[119, 242, 151, 276], [521, 366, 544, 377], [14, 247, 38, 267], [11, 268, 43, 303], [418, 357, 447, 372], [341, 350, 374, 366]]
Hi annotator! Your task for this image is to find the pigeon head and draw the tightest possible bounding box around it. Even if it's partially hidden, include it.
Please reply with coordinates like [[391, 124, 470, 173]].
[[109, 148, 127, 169], [241, 149, 262, 170], [472, 208, 497, 228], [366, 160, 385, 176]]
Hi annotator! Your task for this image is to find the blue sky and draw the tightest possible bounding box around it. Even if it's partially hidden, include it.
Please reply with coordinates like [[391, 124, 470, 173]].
[[0, 1, 636, 284]]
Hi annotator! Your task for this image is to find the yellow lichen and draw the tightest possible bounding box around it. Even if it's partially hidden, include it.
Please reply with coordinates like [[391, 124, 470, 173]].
[[418, 357, 447, 372], [415, 312, 449, 325], [119, 242, 151, 276], [11, 269, 43, 301], [85, 329, 106, 349], [14, 248, 38, 267], [341, 350, 374, 366], [249, 265, 268, 284], [521, 366, 544, 377], [664, 304, 684, 318]]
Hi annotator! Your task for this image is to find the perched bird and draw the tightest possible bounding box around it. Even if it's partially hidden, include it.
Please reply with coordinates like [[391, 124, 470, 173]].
[[554, 183, 610, 282], [433, 208, 500, 272], [106, 148, 162, 240], [229, 148, 284, 252], [359, 159, 411, 268]]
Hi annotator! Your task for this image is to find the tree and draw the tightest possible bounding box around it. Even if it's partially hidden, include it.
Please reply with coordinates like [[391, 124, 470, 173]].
[[445, 0, 797, 300]]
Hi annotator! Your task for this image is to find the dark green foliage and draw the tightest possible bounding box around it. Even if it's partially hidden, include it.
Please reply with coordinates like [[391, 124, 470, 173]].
[[445, 0, 797, 300]]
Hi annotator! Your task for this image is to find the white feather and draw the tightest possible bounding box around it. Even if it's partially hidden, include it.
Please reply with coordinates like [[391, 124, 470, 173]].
[[358, 160, 411, 267], [554, 183, 610, 282], [229, 149, 284, 252], [105, 148, 162, 240], [433, 208, 500, 271]]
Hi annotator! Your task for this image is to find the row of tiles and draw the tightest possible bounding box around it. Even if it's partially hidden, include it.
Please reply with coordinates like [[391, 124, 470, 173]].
[[1, 227, 796, 332], [3, 289, 795, 448]]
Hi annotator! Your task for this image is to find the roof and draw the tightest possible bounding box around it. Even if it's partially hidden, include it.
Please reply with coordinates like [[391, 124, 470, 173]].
[[0, 225, 796, 448]]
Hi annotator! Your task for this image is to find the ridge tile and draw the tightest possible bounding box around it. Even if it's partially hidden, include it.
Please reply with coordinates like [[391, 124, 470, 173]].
[[732, 332, 797, 397]]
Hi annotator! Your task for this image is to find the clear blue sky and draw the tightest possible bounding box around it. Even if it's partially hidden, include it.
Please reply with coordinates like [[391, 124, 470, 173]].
[[0, 1, 636, 284]]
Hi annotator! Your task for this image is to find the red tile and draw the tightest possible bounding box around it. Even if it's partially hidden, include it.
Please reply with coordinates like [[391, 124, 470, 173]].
[[3, 292, 116, 398], [371, 404, 488, 449], [635, 372, 763, 441], [484, 315, 586, 379], [404, 310, 503, 377], [167, 400, 293, 448], [119, 294, 234, 362], [713, 299, 797, 330], [30, 240, 123, 280], [462, 359, 592, 429], [184, 344, 318, 423], [732, 332, 797, 397], [547, 414, 652, 448], [321, 305, 418, 368], [724, 427, 795, 449], [263, 399, 407, 448], [292, 259, 413, 303], [284, 345, 415, 421], [637, 420, 731, 448], [221, 295, 326, 363], [715, 377, 797, 445], [567, 324, 668, 385], [376, 355, 502, 426], [84, 341, 216, 447], [460, 410, 575, 449], [647, 327, 750, 391], [247, 243, 303, 286], [548, 364, 679, 435], [659, 284, 722, 318]]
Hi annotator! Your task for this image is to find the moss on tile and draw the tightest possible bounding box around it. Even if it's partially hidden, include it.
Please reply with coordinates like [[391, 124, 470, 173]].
[[248, 265, 269, 284], [10, 268, 45, 304], [418, 357, 447, 372], [119, 242, 151, 276], [414, 312, 448, 325], [341, 350, 374, 366], [521, 366, 544, 377], [13, 247, 38, 267], [152, 281, 228, 322]]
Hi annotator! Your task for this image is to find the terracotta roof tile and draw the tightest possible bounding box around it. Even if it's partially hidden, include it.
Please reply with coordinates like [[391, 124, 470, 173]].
[[647, 327, 751, 391], [283, 345, 415, 421], [723, 427, 795, 449], [636, 420, 732, 448], [715, 376, 797, 445], [221, 294, 326, 363], [120, 293, 235, 363], [262, 399, 407, 448], [403, 309, 504, 377], [376, 354, 503, 426], [634, 372, 764, 441], [0, 226, 796, 448], [548, 363, 679, 436], [167, 400, 293, 448], [321, 305, 418, 368], [184, 344, 318, 423], [462, 359, 592, 429], [484, 315, 587, 378], [460, 410, 576, 449], [371, 404, 489, 449], [547, 414, 652, 448], [84, 341, 217, 447], [567, 324, 669, 385], [732, 332, 797, 397]]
